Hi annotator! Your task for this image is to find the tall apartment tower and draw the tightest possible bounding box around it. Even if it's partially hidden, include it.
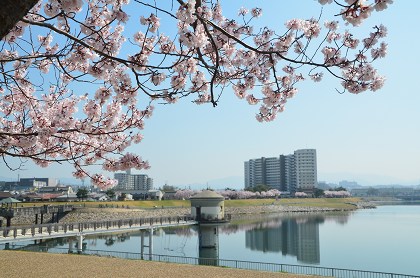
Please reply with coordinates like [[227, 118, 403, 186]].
[[244, 149, 317, 193], [132, 174, 153, 190], [114, 171, 134, 190], [294, 149, 317, 192], [283, 154, 296, 192], [114, 171, 153, 191], [245, 157, 280, 187]]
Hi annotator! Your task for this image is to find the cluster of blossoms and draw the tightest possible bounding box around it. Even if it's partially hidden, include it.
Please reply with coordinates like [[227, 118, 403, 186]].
[[218, 189, 281, 199], [173, 189, 350, 199], [295, 192, 309, 198], [1, 0, 391, 187], [174, 189, 199, 200], [174, 189, 282, 200], [324, 190, 352, 198]]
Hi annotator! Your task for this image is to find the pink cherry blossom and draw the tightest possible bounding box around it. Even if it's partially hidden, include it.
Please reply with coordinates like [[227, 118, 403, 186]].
[[0, 0, 391, 183], [295, 192, 308, 198], [324, 190, 351, 198]]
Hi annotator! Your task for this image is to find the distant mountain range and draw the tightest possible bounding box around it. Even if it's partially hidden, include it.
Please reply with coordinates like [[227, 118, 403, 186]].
[[367, 184, 420, 189], [318, 172, 420, 187], [174, 176, 244, 190]]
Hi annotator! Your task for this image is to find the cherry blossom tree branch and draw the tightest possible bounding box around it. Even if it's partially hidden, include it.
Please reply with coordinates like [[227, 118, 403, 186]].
[[0, 0, 391, 189]]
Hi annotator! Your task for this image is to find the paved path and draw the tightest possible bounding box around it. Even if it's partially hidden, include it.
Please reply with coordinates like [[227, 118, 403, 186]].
[[0, 251, 324, 278]]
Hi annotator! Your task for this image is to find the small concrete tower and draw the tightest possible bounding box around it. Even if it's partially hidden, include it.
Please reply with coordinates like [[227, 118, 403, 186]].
[[190, 190, 225, 223]]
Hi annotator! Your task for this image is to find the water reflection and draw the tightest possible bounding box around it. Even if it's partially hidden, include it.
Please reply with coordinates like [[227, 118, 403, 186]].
[[225, 212, 351, 264], [245, 217, 320, 263], [5, 207, 420, 275], [198, 225, 219, 266], [1, 212, 352, 266]]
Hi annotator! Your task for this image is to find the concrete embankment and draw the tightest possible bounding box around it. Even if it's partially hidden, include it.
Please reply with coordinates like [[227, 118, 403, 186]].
[[52, 204, 361, 223], [7, 201, 375, 225]]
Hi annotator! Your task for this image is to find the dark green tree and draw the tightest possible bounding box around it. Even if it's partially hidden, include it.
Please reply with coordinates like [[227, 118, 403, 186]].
[[314, 188, 325, 198], [105, 189, 116, 199], [76, 188, 89, 201], [245, 184, 271, 192], [118, 193, 127, 201], [161, 185, 177, 192]]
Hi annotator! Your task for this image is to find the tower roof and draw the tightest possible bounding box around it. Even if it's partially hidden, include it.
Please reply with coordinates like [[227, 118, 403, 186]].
[[189, 190, 224, 200]]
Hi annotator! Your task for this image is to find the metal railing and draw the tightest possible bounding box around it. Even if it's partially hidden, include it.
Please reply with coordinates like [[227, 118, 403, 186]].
[[3, 245, 419, 278], [0, 205, 74, 218], [0, 215, 195, 239]]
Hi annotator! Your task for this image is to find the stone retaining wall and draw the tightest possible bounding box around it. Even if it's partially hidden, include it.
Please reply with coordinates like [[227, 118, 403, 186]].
[[2, 202, 375, 226], [1, 212, 58, 226]]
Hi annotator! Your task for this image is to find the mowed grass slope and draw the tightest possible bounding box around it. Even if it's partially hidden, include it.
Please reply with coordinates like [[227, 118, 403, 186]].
[[19, 197, 360, 210], [225, 198, 359, 209]]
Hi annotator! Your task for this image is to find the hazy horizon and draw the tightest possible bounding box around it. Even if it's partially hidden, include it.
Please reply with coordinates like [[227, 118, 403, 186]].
[[1, 172, 419, 190]]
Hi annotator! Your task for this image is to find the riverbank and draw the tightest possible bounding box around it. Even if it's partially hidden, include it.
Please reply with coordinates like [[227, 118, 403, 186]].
[[59, 201, 373, 224], [58, 205, 350, 224], [0, 250, 325, 278], [8, 198, 374, 225], [16, 197, 364, 210]]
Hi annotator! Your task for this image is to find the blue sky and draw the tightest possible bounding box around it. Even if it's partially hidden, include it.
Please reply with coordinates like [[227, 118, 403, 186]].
[[1, 1, 419, 188]]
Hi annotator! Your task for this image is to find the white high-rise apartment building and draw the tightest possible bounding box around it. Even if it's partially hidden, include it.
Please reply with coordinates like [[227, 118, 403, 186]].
[[132, 174, 153, 190], [114, 171, 153, 191], [244, 149, 317, 193], [245, 158, 280, 190], [283, 154, 296, 192], [294, 149, 317, 192], [114, 172, 134, 190]]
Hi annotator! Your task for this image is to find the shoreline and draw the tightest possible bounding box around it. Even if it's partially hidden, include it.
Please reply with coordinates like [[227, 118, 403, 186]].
[[52, 203, 367, 224], [6, 200, 375, 226], [13, 203, 373, 225]]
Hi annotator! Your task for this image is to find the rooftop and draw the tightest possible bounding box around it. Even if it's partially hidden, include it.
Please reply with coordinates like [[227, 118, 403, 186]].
[[190, 190, 224, 200]]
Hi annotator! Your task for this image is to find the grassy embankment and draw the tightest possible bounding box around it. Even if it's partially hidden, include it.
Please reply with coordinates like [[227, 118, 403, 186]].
[[17, 197, 360, 210], [227, 197, 360, 209]]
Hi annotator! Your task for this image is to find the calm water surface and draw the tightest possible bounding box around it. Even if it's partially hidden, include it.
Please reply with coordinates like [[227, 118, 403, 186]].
[[4, 205, 420, 275]]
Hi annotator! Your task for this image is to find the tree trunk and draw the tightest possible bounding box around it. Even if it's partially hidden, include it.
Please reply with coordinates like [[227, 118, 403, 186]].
[[0, 0, 39, 39]]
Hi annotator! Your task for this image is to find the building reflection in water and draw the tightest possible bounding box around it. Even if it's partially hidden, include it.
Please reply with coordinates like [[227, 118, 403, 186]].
[[233, 212, 350, 264], [245, 217, 321, 263], [198, 224, 219, 266], [194, 212, 350, 265]]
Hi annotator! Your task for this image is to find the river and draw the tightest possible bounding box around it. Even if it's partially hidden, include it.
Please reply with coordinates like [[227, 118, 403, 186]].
[[2, 205, 420, 276]]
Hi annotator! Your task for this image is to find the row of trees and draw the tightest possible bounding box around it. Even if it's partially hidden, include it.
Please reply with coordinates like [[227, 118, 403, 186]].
[[324, 190, 351, 198], [173, 188, 351, 200], [174, 189, 283, 200], [75, 185, 351, 200], [76, 187, 115, 200], [75, 187, 350, 200]]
